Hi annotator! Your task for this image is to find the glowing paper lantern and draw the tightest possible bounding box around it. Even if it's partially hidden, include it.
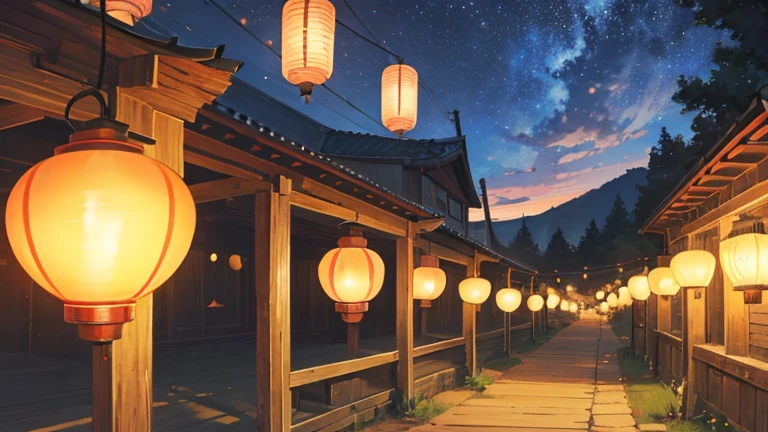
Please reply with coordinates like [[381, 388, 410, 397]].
[[413, 255, 446, 307], [318, 228, 385, 323], [671, 250, 716, 289], [720, 233, 768, 304], [496, 288, 523, 313], [282, 0, 335, 102], [560, 299, 569, 311], [210, 253, 218, 262], [381, 63, 419, 136], [600, 301, 609, 313], [546, 292, 561, 310], [606, 293, 619, 308], [229, 254, 242, 271], [459, 277, 492, 305], [91, 0, 152, 26], [618, 286, 632, 306], [596, 290, 605, 301], [527, 294, 544, 312], [5, 120, 196, 341], [648, 267, 681, 298], [569, 303, 578, 313], [628, 275, 651, 300]]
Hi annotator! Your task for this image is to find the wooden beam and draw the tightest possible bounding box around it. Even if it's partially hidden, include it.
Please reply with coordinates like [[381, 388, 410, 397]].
[[463, 258, 477, 377], [185, 129, 289, 178], [413, 337, 465, 358], [682, 180, 768, 238], [0, 101, 46, 131], [183, 149, 265, 182], [414, 238, 472, 266], [290, 390, 394, 432], [189, 177, 269, 204], [728, 142, 768, 159], [396, 223, 414, 409], [413, 218, 444, 234], [256, 176, 292, 432], [289, 351, 398, 388]]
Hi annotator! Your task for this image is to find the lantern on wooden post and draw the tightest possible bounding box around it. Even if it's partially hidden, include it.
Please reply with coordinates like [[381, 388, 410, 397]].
[[596, 290, 605, 301], [413, 254, 446, 339], [618, 286, 632, 306], [4, 89, 196, 430], [318, 224, 385, 358], [648, 267, 681, 299], [546, 292, 561, 310], [671, 250, 716, 290], [600, 301, 609, 313], [606, 293, 619, 308], [526, 294, 544, 312], [459, 253, 491, 311], [569, 302, 578, 314], [720, 232, 768, 304], [628, 275, 651, 300], [90, 0, 152, 26], [560, 299, 569, 311], [282, 0, 336, 103], [381, 61, 419, 136], [496, 268, 522, 355]]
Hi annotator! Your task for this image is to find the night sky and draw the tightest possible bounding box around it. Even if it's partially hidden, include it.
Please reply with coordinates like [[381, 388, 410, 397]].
[[143, 0, 724, 221]]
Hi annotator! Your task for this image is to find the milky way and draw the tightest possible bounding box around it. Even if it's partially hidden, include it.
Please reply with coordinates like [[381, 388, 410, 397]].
[[140, 0, 724, 220]]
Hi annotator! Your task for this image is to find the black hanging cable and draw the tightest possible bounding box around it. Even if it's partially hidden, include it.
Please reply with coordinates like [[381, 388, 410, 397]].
[[335, 19, 403, 62], [96, 0, 107, 90]]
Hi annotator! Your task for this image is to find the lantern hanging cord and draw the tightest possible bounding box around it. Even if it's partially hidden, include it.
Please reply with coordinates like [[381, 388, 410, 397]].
[[64, 88, 110, 131], [96, 0, 107, 91]]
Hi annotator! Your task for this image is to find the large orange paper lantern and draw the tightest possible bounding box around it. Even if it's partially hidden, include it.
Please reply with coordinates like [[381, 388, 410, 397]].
[[318, 227, 385, 323], [720, 233, 768, 304], [5, 121, 196, 341], [648, 267, 681, 298], [671, 250, 716, 289], [282, 0, 335, 102], [381, 62, 419, 136], [628, 275, 650, 300], [459, 277, 492, 305], [413, 255, 446, 307], [91, 0, 152, 26]]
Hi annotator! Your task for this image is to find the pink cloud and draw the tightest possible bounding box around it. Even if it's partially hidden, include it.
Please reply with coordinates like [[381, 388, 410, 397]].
[[557, 151, 590, 165], [545, 126, 622, 150]]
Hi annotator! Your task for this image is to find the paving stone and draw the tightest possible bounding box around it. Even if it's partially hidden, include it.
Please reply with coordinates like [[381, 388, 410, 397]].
[[594, 391, 628, 404], [432, 390, 475, 406], [597, 384, 625, 392], [592, 403, 632, 414], [593, 427, 637, 432], [638, 424, 667, 431], [593, 414, 637, 427]]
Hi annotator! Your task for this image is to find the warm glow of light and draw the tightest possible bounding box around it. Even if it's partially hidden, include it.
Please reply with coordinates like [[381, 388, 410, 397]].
[[5, 147, 196, 304], [92, 0, 153, 26], [606, 292, 619, 308], [546, 292, 561, 309], [458, 277, 492, 305], [648, 267, 681, 297], [566, 284, 574, 292], [210, 253, 218, 262], [495, 288, 522, 313], [381, 63, 418, 136], [628, 275, 651, 300], [720, 233, 768, 303], [318, 237, 385, 304], [229, 254, 242, 271], [596, 290, 605, 300], [413, 265, 446, 301], [560, 299, 569, 311], [618, 286, 632, 306], [671, 250, 716, 288], [282, 0, 335, 94], [600, 301, 609, 313], [527, 294, 544, 312], [569, 303, 578, 313]]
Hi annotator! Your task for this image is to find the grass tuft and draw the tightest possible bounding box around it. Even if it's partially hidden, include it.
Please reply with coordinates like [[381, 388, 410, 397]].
[[409, 397, 450, 420], [465, 373, 494, 392], [483, 356, 522, 372]]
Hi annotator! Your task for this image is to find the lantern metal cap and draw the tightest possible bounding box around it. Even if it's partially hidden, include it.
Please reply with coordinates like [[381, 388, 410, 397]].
[[64, 304, 135, 342]]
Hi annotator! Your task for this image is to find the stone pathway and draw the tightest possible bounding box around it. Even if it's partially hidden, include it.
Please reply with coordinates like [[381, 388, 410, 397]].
[[406, 311, 665, 431]]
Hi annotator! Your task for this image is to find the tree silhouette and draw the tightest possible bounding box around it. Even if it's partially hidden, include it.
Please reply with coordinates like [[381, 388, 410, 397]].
[[510, 217, 540, 267], [544, 227, 573, 272], [576, 219, 601, 268], [601, 194, 635, 263]]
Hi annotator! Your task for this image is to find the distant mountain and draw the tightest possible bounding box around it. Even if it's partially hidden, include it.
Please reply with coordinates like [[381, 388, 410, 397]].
[[470, 167, 648, 249]]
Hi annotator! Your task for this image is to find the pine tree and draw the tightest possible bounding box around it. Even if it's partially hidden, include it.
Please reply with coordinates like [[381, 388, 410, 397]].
[[602, 194, 632, 243], [544, 227, 573, 272], [576, 219, 601, 268], [510, 217, 540, 267]]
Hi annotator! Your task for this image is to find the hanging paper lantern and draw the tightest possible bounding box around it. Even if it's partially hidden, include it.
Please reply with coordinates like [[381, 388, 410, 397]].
[[606, 293, 619, 308], [458, 277, 491, 305], [495, 288, 522, 313], [526, 294, 544, 312], [5, 120, 196, 341], [720, 233, 768, 304], [628, 275, 651, 300], [318, 227, 385, 323], [282, 0, 336, 102], [91, 0, 153, 26], [210, 252, 218, 263], [648, 267, 681, 298], [546, 292, 561, 310], [381, 62, 419, 136], [596, 290, 605, 300], [413, 255, 446, 307], [671, 250, 716, 289], [229, 254, 242, 271], [599, 301, 609, 313]]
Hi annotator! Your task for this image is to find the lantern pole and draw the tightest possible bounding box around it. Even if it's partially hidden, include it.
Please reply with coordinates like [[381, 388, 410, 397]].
[[504, 268, 512, 356], [92, 342, 114, 431], [530, 275, 536, 342]]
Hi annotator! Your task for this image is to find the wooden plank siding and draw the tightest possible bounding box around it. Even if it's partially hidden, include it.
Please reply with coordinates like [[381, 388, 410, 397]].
[[751, 304, 768, 362]]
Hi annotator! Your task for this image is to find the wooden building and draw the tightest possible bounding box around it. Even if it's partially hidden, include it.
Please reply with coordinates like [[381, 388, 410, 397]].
[[640, 93, 768, 432], [0, 1, 541, 431]]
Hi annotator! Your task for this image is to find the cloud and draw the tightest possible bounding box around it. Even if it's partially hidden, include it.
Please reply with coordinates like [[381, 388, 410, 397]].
[[495, 196, 531, 206], [557, 151, 591, 165]]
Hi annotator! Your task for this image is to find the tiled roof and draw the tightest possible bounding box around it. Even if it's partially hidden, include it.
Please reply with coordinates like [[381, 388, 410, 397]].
[[319, 132, 466, 166]]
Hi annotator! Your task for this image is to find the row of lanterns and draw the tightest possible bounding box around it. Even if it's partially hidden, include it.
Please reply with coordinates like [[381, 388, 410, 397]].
[[282, 0, 419, 135], [209, 252, 243, 271]]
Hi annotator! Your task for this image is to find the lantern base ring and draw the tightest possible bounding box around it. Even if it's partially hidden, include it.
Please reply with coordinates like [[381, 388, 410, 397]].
[[735, 285, 765, 304], [419, 300, 432, 309], [64, 304, 135, 342], [335, 302, 368, 324]]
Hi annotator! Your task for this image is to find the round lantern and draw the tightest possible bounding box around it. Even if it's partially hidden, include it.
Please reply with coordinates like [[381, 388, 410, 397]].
[[91, 0, 152, 26], [413, 255, 446, 308], [282, 0, 336, 102], [318, 227, 385, 323], [596, 290, 605, 300], [546, 292, 561, 310], [527, 294, 544, 312], [671, 250, 716, 289], [628, 275, 651, 300], [210, 252, 218, 263], [496, 288, 522, 313], [381, 62, 419, 136], [5, 119, 196, 342], [599, 301, 609, 313], [459, 277, 492, 305], [618, 286, 632, 306], [569, 303, 578, 313], [721, 233, 768, 304], [560, 299, 569, 311], [606, 293, 619, 308], [229, 254, 242, 271], [648, 267, 681, 298]]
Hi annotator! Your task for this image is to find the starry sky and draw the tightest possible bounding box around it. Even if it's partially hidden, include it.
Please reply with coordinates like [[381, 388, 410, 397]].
[[142, 0, 724, 221]]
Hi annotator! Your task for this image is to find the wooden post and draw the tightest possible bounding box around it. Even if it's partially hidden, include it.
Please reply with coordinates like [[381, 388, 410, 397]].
[[683, 285, 706, 416], [396, 223, 414, 409], [93, 343, 113, 431], [503, 312, 511, 355], [420, 307, 428, 340], [463, 254, 477, 377], [530, 275, 536, 341], [256, 176, 292, 432], [720, 218, 750, 356], [111, 91, 184, 431]]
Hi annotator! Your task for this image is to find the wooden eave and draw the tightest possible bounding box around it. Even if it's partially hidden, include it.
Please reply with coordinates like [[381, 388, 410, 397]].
[[641, 98, 768, 234], [0, 0, 240, 122]]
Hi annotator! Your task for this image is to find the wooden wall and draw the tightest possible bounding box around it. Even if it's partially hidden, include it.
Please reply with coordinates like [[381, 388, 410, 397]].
[[425, 260, 466, 337], [657, 331, 684, 385], [751, 304, 768, 363]]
